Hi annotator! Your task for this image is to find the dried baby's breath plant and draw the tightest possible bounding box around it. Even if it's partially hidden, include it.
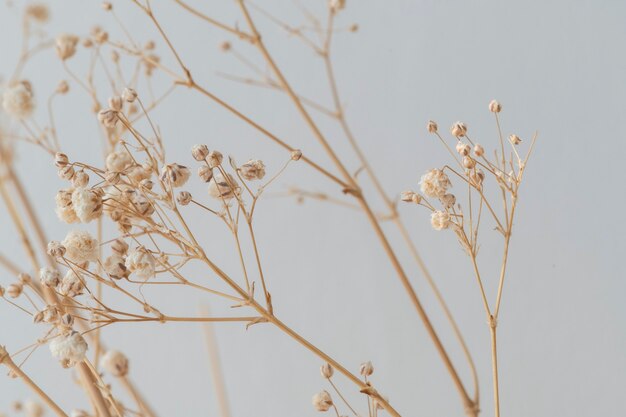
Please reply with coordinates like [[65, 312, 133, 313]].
[[0, 2, 539, 417]]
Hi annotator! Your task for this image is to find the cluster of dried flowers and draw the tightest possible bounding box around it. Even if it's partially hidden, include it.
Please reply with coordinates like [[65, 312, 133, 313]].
[[0, 1, 537, 417]]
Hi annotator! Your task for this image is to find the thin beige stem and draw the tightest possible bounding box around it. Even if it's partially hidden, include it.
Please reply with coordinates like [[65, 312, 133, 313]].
[[201, 307, 232, 417], [0, 347, 69, 417], [77, 361, 113, 417], [120, 376, 159, 417], [489, 324, 500, 417]]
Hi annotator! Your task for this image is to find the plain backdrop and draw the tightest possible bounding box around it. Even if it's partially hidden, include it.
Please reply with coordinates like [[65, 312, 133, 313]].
[[0, 1, 625, 416]]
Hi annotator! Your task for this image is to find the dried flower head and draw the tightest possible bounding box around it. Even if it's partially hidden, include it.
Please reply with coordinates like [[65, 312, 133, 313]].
[[2, 81, 35, 119], [329, 0, 346, 13], [427, 120, 438, 133], [59, 270, 84, 298], [462, 156, 476, 169], [419, 169, 451, 198], [71, 188, 103, 223], [106, 150, 132, 172], [125, 247, 155, 280], [456, 142, 471, 156], [47, 241, 66, 258], [103, 254, 127, 279], [312, 390, 333, 412], [208, 174, 241, 200], [239, 159, 266, 181], [111, 239, 129, 256], [40, 267, 61, 288], [72, 171, 90, 188], [56, 80, 70, 94], [108, 95, 122, 112], [440, 193, 456, 208], [102, 350, 129, 377], [431, 210, 451, 230], [49, 331, 88, 366], [98, 109, 118, 128], [160, 163, 191, 188], [290, 149, 303, 161], [473, 144, 485, 157], [61, 230, 99, 264], [56, 33, 79, 60], [450, 121, 467, 138], [56, 189, 79, 224]]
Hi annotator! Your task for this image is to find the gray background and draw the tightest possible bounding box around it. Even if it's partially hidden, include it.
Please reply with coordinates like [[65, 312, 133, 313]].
[[0, 1, 624, 416]]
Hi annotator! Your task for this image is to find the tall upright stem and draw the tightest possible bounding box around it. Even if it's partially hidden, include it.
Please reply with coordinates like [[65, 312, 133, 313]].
[[489, 322, 500, 417]]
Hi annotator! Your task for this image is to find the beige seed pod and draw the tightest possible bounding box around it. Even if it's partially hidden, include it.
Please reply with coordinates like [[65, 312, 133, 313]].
[[55, 33, 79, 60], [102, 2, 113, 11], [111, 239, 129, 256], [450, 121, 467, 138], [103, 255, 127, 280], [58, 165, 75, 180], [56, 80, 70, 94], [72, 171, 89, 188], [47, 240, 66, 258], [122, 87, 137, 103], [160, 163, 191, 188], [440, 193, 456, 208], [102, 350, 129, 377], [7, 283, 23, 298], [473, 144, 485, 157], [54, 152, 69, 168], [39, 267, 61, 288], [290, 149, 303, 161], [61, 313, 74, 327], [456, 142, 471, 156], [509, 134, 522, 145], [489, 99, 502, 113], [359, 361, 374, 376], [400, 190, 417, 203], [98, 109, 118, 128], [462, 156, 476, 169], [18, 273, 32, 284], [198, 165, 213, 182], [206, 151, 223, 168], [108, 95, 123, 112], [191, 144, 209, 161], [239, 159, 266, 181], [220, 41, 231, 52], [320, 363, 334, 378], [427, 120, 438, 133], [177, 191, 192, 206], [312, 390, 333, 412]]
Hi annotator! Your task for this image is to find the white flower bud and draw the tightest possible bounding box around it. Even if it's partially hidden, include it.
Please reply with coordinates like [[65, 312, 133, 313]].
[[122, 88, 137, 103], [102, 350, 129, 377], [49, 331, 88, 366], [40, 267, 61, 288], [427, 120, 438, 133], [431, 210, 451, 231], [206, 151, 223, 168], [320, 363, 334, 378], [55, 34, 79, 60], [473, 144, 484, 157], [450, 121, 467, 138], [191, 144, 209, 161], [489, 100, 502, 113], [47, 241, 66, 258], [177, 191, 192, 206], [359, 361, 374, 377], [312, 390, 333, 412], [239, 159, 266, 181]]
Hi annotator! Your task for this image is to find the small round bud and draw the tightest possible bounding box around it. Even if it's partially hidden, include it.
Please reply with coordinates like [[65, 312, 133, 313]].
[[198, 165, 213, 182], [111, 239, 129, 256], [18, 273, 31, 284], [400, 190, 417, 203], [440, 193, 456, 208], [456, 142, 471, 156], [47, 241, 67, 258], [72, 170, 89, 188], [206, 151, 223, 168], [462, 156, 476, 169], [122, 88, 137, 103], [6, 283, 23, 298], [139, 179, 154, 191], [102, 2, 113, 11], [58, 165, 75, 180], [54, 152, 69, 168], [427, 120, 438, 133], [177, 191, 192, 206], [489, 100, 502, 113], [359, 361, 374, 377], [102, 350, 129, 377], [191, 144, 209, 161], [98, 109, 118, 128], [290, 149, 303, 161], [320, 363, 334, 378], [220, 41, 231, 52], [473, 144, 484, 157], [56, 80, 70, 94], [312, 390, 333, 412], [239, 160, 266, 181], [509, 134, 522, 145], [450, 121, 467, 138], [108, 96, 123, 112]]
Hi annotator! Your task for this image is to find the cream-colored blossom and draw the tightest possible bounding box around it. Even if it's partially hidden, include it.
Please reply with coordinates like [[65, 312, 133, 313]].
[[49, 331, 87, 366], [56, 33, 79, 60], [61, 230, 99, 264], [103, 255, 127, 279], [71, 188, 102, 223], [59, 270, 84, 298], [55, 189, 79, 224], [106, 150, 132, 172], [431, 210, 451, 230], [2, 81, 35, 118], [160, 163, 191, 187], [125, 247, 155, 279], [419, 169, 451, 198]]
